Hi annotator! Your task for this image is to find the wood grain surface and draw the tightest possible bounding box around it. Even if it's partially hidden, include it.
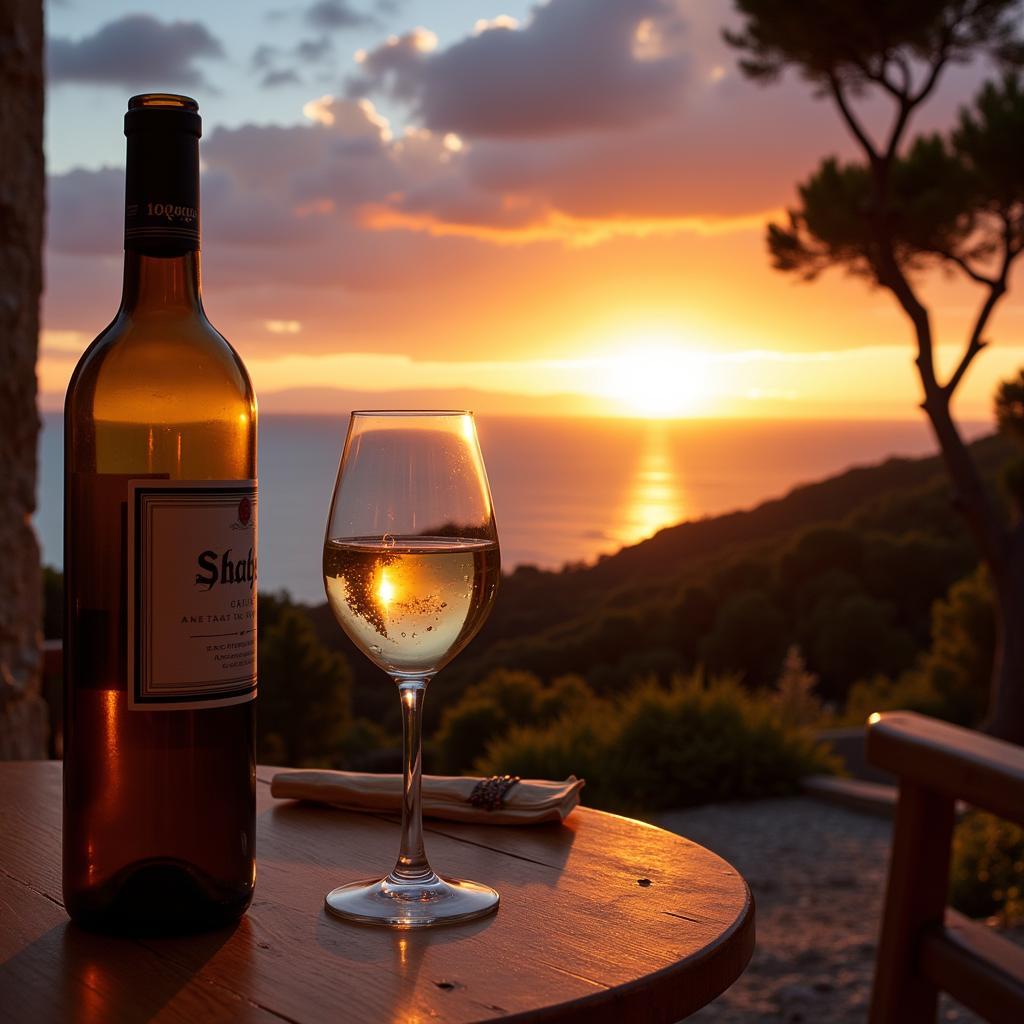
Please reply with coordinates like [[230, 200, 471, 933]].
[[0, 761, 754, 1023]]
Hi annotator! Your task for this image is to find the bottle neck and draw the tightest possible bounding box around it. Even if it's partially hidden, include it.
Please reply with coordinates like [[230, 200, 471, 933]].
[[120, 250, 204, 315]]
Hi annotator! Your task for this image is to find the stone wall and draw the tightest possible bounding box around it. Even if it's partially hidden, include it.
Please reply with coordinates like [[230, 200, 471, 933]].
[[0, 0, 48, 758]]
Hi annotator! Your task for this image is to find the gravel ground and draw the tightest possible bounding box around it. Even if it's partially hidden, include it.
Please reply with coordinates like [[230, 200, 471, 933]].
[[660, 798, 1000, 1024]]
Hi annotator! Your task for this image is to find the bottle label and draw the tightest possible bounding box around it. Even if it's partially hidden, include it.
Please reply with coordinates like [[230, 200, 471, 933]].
[[127, 480, 257, 710]]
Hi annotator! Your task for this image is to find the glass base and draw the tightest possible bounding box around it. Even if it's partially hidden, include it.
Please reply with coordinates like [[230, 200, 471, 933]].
[[324, 872, 499, 929]]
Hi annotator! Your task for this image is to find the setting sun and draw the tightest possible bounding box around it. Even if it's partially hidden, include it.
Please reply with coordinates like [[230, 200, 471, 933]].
[[600, 339, 713, 418]]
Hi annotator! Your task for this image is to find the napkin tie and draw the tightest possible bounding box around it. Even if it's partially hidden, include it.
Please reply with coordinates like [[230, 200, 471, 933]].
[[270, 770, 584, 825]]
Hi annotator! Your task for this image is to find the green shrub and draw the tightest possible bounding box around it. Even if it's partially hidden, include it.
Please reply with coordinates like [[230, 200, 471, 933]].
[[841, 673, 949, 725], [258, 601, 353, 767], [433, 669, 592, 773], [919, 567, 994, 725], [699, 590, 788, 687], [479, 673, 839, 814], [340, 717, 394, 767], [774, 645, 826, 728], [670, 584, 717, 665], [951, 811, 1024, 925], [803, 592, 916, 698], [586, 646, 684, 693], [780, 526, 863, 590], [478, 710, 615, 799], [841, 566, 995, 726]]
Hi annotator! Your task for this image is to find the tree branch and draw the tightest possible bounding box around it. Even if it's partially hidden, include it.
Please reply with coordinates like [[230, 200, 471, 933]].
[[921, 388, 1009, 572], [882, 96, 914, 165], [881, 51, 948, 164], [827, 73, 880, 164], [944, 222, 1019, 398], [904, 288, 1003, 569], [944, 334, 990, 397], [855, 54, 908, 100], [893, 53, 912, 95], [933, 248, 999, 288], [915, 212, 1017, 567], [913, 255, 1010, 569], [911, 52, 948, 108]]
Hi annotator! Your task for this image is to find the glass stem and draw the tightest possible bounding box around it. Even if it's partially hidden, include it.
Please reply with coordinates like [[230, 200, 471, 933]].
[[388, 678, 435, 886]]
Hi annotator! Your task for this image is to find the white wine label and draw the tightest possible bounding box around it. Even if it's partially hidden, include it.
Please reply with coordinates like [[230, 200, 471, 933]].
[[127, 480, 257, 710]]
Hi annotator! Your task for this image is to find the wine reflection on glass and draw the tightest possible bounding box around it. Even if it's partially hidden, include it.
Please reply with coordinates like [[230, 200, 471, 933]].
[[322, 411, 500, 928]]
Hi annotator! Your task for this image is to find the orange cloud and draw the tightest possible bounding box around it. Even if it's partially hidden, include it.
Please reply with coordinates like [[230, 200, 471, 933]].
[[358, 201, 781, 246], [43, 0, 1013, 430]]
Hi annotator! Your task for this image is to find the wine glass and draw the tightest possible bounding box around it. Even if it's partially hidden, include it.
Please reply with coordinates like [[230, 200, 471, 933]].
[[322, 411, 501, 927]]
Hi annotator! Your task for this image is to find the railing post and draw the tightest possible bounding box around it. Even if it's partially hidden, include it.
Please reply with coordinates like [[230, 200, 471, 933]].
[[870, 781, 956, 1023]]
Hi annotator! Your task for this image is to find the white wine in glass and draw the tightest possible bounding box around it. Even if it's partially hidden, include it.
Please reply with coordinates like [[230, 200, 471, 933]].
[[322, 411, 500, 927]]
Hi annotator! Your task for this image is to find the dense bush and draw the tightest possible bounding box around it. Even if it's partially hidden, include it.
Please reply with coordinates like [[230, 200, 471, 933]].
[[780, 525, 863, 589], [916, 568, 995, 725], [841, 567, 995, 726], [803, 591, 916, 700], [841, 673, 950, 725], [951, 811, 1024, 925], [477, 673, 839, 814], [773, 646, 826, 728], [257, 593, 353, 767], [433, 669, 590, 773], [699, 589, 788, 687]]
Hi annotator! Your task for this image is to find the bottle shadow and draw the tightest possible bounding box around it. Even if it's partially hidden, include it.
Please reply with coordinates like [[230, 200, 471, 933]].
[[0, 918, 244, 1024]]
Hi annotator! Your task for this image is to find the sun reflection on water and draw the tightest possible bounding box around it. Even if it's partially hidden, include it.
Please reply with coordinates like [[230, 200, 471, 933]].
[[616, 424, 686, 546]]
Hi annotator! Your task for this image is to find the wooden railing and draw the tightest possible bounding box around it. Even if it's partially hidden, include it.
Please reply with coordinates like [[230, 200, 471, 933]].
[[867, 711, 1024, 1024]]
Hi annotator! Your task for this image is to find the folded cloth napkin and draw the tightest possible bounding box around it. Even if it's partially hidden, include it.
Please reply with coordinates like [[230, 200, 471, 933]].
[[270, 770, 584, 825]]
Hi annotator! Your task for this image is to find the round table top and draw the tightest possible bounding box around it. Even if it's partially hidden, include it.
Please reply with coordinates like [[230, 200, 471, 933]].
[[0, 761, 754, 1023]]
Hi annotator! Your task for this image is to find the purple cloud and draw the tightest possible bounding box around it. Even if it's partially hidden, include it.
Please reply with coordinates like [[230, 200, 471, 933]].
[[348, 0, 691, 138], [306, 0, 376, 31], [48, 14, 224, 88], [260, 68, 303, 89]]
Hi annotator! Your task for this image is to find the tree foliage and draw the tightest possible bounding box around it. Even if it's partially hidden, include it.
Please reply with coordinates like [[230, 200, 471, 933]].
[[727, 1, 1024, 91], [921, 566, 996, 721], [728, 0, 1024, 740], [843, 565, 995, 725], [258, 594, 353, 766], [765, 75, 1023, 286], [699, 589, 787, 686], [995, 368, 1024, 443], [951, 810, 1024, 924]]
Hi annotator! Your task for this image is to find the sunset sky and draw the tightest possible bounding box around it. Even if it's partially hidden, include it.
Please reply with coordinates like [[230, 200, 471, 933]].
[[40, 0, 1024, 420]]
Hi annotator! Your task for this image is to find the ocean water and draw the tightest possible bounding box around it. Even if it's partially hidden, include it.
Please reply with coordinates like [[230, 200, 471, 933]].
[[37, 413, 987, 603]]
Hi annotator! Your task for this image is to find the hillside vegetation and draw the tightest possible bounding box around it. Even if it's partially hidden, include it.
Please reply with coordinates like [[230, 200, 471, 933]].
[[40, 432, 1013, 804], [306, 432, 1011, 731]]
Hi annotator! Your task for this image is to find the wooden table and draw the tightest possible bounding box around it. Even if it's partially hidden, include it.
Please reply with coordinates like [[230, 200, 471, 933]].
[[0, 762, 754, 1023]]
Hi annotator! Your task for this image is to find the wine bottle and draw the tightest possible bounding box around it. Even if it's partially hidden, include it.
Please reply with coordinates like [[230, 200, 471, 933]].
[[63, 94, 257, 932]]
